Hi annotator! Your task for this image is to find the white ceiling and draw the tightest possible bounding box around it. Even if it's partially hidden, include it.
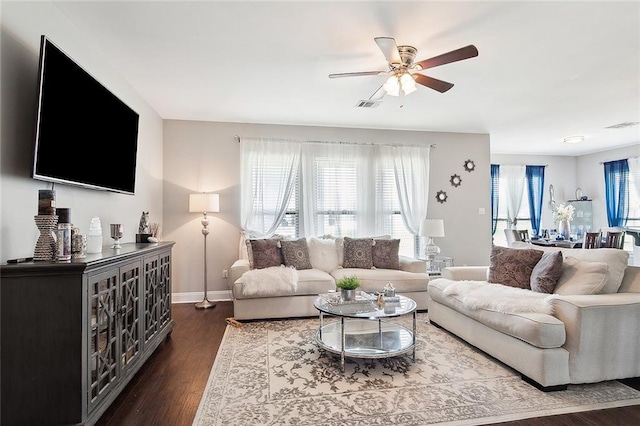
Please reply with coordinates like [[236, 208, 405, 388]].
[[53, 0, 639, 156]]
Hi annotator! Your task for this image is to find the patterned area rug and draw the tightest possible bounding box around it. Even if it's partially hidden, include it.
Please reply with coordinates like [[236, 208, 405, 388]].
[[193, 313, 640, 425]]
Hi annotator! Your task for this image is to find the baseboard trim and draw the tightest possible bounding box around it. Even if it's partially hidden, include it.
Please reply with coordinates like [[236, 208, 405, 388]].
[[172, 290, 232, 304]]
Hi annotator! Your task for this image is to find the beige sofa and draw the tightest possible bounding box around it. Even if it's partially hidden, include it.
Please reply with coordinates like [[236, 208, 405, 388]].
[[428, 242, 640, 391], [229, 236, 429, 320]]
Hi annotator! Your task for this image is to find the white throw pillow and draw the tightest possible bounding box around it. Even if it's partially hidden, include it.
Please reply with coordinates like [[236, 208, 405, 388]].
[[308, 237, 340, 272], [553, 256, 608, 295]]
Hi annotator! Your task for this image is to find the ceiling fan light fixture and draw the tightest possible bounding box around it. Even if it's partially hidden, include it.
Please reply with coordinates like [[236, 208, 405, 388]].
[[383, 74, 400, 96], [383, 72, 416, 97], [563, 135, 585, 144]]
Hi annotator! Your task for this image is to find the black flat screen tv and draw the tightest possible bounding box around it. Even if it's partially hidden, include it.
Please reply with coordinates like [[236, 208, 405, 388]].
[[32, 35, 139, 195]]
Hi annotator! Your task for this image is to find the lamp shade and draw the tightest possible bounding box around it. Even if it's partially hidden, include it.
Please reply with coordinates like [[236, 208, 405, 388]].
[[189, 193, 219, 213], [419, 219, 445, 238]]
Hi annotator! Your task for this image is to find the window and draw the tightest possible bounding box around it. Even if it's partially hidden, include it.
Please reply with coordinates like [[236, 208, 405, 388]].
[[494, 175, 532, 247], [241, 138, 430, 257]]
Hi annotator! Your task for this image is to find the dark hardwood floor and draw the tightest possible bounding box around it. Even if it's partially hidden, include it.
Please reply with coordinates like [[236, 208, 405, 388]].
[[97, 302, 640, 426]]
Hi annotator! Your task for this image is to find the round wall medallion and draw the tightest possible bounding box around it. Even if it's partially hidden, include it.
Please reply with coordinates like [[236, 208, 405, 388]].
[[450, 174, 462, 187], [436, 190, 448, 203], [463, 159, 476, 172]]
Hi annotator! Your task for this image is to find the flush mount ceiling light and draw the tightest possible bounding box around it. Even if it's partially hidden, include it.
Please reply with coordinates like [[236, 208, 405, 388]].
[[563, 136, 585, 144]]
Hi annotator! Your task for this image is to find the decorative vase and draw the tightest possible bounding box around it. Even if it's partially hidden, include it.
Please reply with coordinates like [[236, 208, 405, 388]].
[[34, 215, 59, 261], [558, 220, 571, 239], [341, 289, 356, 301]]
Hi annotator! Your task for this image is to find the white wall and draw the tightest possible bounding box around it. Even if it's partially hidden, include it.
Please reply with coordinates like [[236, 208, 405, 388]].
[[1, 2, 164, 263], [163, 120, 491, 300]]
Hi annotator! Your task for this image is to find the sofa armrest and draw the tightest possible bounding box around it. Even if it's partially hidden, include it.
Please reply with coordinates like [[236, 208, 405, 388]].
[[551, 293, 640, 381], [399, 255, 426, 273], [229, 259, 250, 287], [442, 266, 488, 281]]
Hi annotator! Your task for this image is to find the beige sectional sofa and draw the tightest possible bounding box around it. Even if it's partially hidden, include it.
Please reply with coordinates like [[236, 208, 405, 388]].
[[428, 242, 640, 391], [229, 236, 429, 320]]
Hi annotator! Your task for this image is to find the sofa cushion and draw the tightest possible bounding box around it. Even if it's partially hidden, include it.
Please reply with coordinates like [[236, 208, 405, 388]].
[[553, 256, 608, 295], [308, 237, 340, 272], [343, 237, 374, 269], [372, 238, 400, 270], [233, 268, 335, 299], [331, 268, 428, 293], [530, 251, 564, 293], [511, 242, 628, 294], [279, 238, 312, 270], [429, 278, 566, 349], [247, 237, 283, 269], [488, 245, 543, 289]]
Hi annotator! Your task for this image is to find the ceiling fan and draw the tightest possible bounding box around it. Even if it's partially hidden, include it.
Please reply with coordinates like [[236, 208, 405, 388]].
[[329, 37, 478, 101]]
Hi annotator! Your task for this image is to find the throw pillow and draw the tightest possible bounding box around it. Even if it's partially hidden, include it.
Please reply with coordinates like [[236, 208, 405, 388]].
[[530, 251, 563, 293], [342, 237, 374, 269], [372, 239, 400, 269], [553, 256, 608, 295], [488, 245, 543, 289], [247, 238, 283, 269], [279, 238, 313, 270], [308, 237, 340, 272]]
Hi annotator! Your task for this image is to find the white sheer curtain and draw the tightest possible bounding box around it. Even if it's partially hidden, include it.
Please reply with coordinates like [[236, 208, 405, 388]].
[[501, 165, 526, 228], [380, 144, 431, 235], [240, 137, 300, 237]]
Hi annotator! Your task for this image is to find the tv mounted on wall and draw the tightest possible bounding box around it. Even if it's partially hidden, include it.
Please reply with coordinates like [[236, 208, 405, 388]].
[[32, 35, 140, 195]]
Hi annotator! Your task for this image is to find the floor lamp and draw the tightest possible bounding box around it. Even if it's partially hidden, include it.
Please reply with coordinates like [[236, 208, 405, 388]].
[[189, 193, 220, 309]]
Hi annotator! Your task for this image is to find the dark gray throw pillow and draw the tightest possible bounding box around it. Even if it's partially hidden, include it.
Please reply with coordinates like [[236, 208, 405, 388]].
[[247, 238, 283, 269], [279, 238, 313, 270], [530, 251, 564, 293], [372, 239, 400, 269], [342, 237, 374, 269], [488, 245, 543, 289]]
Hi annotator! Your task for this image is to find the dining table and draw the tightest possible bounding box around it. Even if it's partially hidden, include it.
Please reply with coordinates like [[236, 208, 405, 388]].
[[528, 238, 583, 249]]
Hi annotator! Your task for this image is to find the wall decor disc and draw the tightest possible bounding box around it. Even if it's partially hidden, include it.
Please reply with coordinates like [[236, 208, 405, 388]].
[[463, 159, 476, 172], [450, 174, 462, 187], [436, 190, 448, 203]]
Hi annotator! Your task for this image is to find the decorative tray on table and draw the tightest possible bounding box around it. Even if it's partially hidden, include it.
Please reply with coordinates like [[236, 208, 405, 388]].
[[319, 291, 377, 306]]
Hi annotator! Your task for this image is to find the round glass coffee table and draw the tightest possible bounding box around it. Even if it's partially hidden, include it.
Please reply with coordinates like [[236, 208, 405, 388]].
[[313, 293, 417, 372]]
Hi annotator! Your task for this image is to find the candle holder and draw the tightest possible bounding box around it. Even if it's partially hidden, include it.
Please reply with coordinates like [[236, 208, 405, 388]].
[[34, 215, 59, 261]]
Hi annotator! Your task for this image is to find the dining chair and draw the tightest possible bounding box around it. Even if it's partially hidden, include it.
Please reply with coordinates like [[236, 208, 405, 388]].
[[517, 229, 529, 242], [582, 232, 602, 249], [604, 231, 625, 249], [504, 229, 519, 246]]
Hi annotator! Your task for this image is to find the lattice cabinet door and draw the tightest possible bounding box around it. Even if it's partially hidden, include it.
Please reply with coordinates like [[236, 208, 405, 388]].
[[88, 269, 119, 411], [158, 250, 172, 330], [143, 254, 160, 344], [119, 261, 142, 373]]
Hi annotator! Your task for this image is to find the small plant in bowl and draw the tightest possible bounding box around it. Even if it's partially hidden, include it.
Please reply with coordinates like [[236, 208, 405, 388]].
[[336, 275, 361, 301]]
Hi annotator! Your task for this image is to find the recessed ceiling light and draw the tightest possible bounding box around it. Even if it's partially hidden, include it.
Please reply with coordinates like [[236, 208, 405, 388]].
[[563, 136, 584, 144]]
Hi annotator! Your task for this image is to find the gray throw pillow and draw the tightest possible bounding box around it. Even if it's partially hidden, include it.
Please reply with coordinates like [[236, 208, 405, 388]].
[[247, 238, 283, 269], [488, 245, 543, 289], [530, 251, 563, 293], [372, 239, 400, 269], [342, 237, 374, 269], [279, 238, 313, 270]]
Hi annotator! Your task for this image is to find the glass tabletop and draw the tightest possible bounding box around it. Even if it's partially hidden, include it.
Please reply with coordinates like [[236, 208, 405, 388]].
[[313, 293, 416, 318]]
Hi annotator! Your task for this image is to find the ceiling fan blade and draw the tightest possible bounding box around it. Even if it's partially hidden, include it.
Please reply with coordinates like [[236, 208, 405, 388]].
[[414, 45, 478, 70], [368, 84, 387, 101], [329, 71, 386, 78], [374, 37, 401, 65], [414, 74, 454, 93]]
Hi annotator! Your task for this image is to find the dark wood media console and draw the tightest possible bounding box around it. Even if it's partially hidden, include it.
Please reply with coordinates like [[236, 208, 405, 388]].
[[1, 242, 175, 425]]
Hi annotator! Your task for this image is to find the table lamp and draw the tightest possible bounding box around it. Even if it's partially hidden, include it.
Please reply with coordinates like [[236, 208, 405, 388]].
[[419, 219, 445, 272], [189, 193, 220, 309]]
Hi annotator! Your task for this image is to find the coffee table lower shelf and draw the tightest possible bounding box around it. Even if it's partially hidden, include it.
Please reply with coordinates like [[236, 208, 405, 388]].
[[315, 318, 415, 371]]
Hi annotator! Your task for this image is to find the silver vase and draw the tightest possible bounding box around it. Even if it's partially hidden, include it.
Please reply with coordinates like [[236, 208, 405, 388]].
[[341, 289, 356, 301]]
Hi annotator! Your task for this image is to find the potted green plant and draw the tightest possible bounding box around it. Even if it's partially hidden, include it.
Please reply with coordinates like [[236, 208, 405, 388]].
[[336, 275, 361, 301]]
